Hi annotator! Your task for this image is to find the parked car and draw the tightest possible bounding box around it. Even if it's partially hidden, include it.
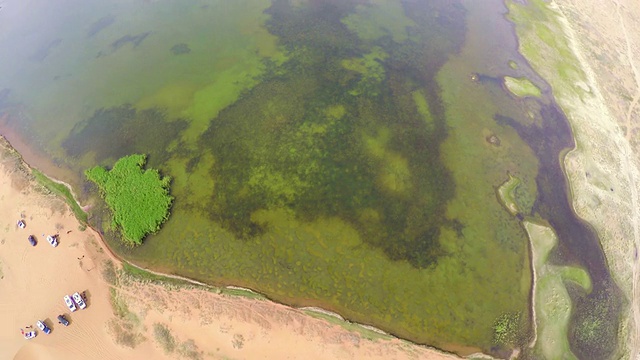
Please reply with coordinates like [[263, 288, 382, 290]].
[[64, 295, 77, 312], [24, 331, 36, 339], [57, 314, 69, 326], [72, 292, 87, 309], [36, 320, 51, 334], [28, 235, 37, 246], [17, 219, 26, 229], [46, 235, 58, 247]]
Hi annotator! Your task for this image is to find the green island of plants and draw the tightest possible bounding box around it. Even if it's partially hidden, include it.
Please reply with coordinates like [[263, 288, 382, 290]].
[[86, 154, 173, 246]]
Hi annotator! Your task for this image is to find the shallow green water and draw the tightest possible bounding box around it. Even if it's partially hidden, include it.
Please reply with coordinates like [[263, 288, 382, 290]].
[[0, 0, 612, 355]]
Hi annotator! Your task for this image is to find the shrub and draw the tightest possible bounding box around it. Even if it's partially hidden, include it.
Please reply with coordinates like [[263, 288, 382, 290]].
[[153, 323, 176, 353], [85, 154, 173, 245]]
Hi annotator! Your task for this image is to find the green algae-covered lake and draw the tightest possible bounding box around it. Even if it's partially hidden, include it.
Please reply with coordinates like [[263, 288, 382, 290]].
[[0, 0, 621, 356]]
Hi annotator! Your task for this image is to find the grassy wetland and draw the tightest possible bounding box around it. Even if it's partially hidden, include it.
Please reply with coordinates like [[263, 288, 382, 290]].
[[0, 0, 624, 357]]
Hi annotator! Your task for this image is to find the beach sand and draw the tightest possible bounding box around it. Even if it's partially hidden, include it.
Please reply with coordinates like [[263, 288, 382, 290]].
[[0, 143, 459, 360]]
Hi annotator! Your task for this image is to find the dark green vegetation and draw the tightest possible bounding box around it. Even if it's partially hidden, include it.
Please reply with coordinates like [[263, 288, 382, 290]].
[[32, 169, 88, 223], [569, 286, 622, 359], [86, 154, 173, 245]]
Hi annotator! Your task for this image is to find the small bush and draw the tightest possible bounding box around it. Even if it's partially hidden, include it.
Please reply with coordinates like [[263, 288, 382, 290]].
[[153, 323, 176, 353], [493, 312, 521, 345], [178, 339, 203, 360], [107, 318, 145, 348], [102, 259, 118, 285]]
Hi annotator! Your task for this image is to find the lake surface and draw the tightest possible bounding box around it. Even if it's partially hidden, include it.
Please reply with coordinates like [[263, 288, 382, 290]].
[[0, 0, 620, 356]]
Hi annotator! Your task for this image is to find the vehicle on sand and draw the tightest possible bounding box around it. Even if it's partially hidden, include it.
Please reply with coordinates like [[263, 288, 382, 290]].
[[24, 331, 36, 339], [28, 235, 36, 246], [46, 234, 58, 247], [64, 295, 77, 312], [57, 314, 69, 326], [17, 219, 25, 229], [36, 320, 51, 334], [73, 292, 87, 309]]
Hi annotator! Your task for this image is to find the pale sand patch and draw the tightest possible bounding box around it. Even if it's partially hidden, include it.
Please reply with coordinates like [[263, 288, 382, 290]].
[[0, 142, 461, 360]]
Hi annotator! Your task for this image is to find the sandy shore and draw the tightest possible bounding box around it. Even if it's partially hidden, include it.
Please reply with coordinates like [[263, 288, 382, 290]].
[[0, 142, 461, 360]]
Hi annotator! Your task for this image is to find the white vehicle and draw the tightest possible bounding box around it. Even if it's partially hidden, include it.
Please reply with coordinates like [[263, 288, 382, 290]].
[[17, 219, 26, 229], [64, 295, 77, 312], [24, 331, 36, 339], [36, 320, 51, 334], [46, 235, 58, 247], [72, 292, 87, 309]]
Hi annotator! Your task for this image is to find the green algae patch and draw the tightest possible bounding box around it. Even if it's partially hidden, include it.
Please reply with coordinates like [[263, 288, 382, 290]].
[[558, 266, 592, 293], [341, 0, 416, 43], [504, 76, 541, 98], [341, 47, 388, 96], [86, 154, 173, 246], [412, 90, 435, 131]]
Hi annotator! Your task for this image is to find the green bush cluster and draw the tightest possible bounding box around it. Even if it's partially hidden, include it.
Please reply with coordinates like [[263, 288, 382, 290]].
[[86, 154, 173, 245]]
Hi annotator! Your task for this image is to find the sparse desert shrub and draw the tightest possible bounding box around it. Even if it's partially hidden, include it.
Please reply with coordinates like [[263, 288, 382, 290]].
[[102, 259, 118, 285], [153, 323, 176, 353], [107, 318, 145, 348], [232, 334, 245, 349], [178, 339, 203, 360], [109, 288, 139, 324]]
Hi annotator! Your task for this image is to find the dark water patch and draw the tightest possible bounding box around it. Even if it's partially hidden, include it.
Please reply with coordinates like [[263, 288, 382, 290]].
[[496, 106, 610, 280], [29, 38, 62, 62], [62, 105, 188, 165], [266, 0, 363, 56], [111, 32, 151, 52], [87, 14, 116, 38], [170, 43, 191, 55], [397, 0, 466, 74]]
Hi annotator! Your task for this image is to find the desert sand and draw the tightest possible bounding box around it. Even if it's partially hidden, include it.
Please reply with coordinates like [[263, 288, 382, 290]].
[[0, 143, 460, 360]]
